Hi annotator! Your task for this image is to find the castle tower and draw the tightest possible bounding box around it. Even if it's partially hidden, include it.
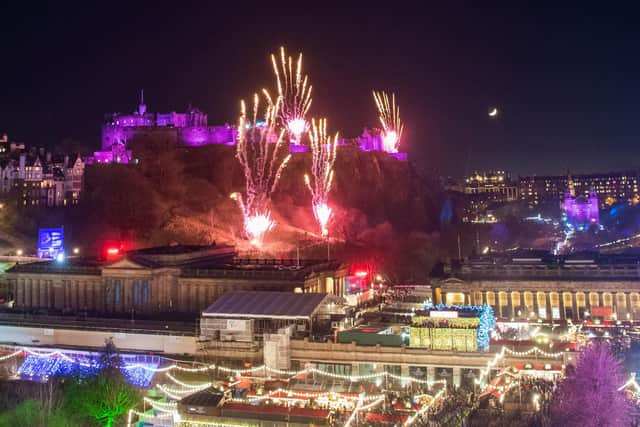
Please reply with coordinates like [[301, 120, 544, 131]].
[[567, 170, 575, 198], [138, 89, 147, 115]]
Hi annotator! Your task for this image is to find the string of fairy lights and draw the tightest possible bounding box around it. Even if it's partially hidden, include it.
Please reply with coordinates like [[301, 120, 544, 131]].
[[0, 344, 572, 426], [475, 346, 566, 389]]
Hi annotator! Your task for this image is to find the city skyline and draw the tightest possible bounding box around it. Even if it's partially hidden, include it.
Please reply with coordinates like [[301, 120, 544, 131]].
[[1, 4, 640, 176]]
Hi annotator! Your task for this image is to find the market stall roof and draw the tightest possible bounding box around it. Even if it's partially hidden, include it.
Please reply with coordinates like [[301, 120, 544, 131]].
[[203, 291, 338, 320]]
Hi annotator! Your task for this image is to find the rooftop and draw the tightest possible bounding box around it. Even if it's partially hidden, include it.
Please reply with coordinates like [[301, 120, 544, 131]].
[[437, 251, 640, 281], [179, 388, 224, 407], [202, 291, 331, 319]]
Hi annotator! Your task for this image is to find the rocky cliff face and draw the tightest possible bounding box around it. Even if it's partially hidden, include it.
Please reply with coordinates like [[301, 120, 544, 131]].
[[81, 140, 446, 281]]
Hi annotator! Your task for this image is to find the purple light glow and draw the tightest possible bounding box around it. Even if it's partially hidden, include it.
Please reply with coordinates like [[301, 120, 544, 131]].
[[562, 189, 600, 229]]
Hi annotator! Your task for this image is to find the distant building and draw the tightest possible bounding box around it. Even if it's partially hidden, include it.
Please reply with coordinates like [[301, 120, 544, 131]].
[[0, 143, 84, 207], [518, 171, 639, 208], [5, 244, 350, 317], [445, 170, 518, 222], [432, 251, 640, 321], [562, 176, 599, 230]]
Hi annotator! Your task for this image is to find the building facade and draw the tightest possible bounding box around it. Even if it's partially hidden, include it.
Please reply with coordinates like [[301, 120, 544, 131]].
[[0, 151, 84, 207], [97, 92, 236, 162], [432, 253, 640, 321], [4, 245, 350, 317], [518, 171, 639, 208]]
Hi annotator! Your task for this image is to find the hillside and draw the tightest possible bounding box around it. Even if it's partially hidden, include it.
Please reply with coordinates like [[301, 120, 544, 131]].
[[76, 140, 447, 282]]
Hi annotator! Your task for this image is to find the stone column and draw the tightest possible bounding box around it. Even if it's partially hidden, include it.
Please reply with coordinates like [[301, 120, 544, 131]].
[[48, 280, 54, 309], [427, 366, 436, 383], [24, 279, 31, 309], [453, 367, 461, 388], [16, 279, 24, 307], [401, 365, 410, 378]]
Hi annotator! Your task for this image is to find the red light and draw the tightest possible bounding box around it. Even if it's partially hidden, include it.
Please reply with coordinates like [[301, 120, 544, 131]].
[[355, 270, 368, 278], [106, 247, 120, 255]]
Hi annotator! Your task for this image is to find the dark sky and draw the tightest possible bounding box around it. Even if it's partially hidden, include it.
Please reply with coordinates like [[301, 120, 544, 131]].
[[1, 3, 639, 176]]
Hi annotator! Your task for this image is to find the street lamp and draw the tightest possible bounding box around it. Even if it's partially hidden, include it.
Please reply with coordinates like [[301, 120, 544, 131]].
[[16, 249, 23, 256], [73, 247, 80, 255]]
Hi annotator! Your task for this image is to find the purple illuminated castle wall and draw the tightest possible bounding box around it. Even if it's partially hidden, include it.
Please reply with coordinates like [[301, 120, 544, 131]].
[[562, 187, 600, 230], [100, 92, 236, 150], [95, 92, 407, 161], [337, 128, 407, 160]]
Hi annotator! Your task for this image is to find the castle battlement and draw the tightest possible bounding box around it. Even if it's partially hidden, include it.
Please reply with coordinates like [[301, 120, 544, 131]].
[[96, 92, 407, 162]]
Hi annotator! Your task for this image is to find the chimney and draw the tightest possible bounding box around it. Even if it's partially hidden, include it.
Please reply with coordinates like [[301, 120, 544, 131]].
[[46, 152, 52, 163], [39, 147, 45, 157], [64, 155, 69, 168]]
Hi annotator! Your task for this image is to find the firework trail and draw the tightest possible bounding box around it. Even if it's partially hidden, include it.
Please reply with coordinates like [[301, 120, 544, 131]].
[[372, 91, 404, 153], [304, 118, 338, 237], [232, 93, 292, 246], [265, 46, 313, 145]]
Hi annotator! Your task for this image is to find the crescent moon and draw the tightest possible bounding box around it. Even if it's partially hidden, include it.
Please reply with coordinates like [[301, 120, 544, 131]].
[[489, 108, 498, 117]]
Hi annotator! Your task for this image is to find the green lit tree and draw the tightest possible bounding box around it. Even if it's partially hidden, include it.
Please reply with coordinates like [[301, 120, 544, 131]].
[[64, 339, 140, 427]]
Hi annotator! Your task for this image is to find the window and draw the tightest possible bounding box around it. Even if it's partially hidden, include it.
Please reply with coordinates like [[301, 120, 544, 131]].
[[132, 280, 139, 305], [114, 279, 122, 305], [141, 280, 149, 305]]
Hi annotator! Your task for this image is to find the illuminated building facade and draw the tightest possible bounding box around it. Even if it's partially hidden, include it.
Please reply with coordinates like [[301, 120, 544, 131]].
[[518, 171, 639, 208], [93, 92, 236, 164], [561, 177, 599, 230], [433, 252, 640, 322], [445, 170, 518, 222], [0, 150, 84, 207], [4, 245, 349, 316]]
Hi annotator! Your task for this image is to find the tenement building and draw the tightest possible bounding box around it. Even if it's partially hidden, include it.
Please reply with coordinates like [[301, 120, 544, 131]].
[[432, 251, 640, 321], [4, 245, 350, 317]]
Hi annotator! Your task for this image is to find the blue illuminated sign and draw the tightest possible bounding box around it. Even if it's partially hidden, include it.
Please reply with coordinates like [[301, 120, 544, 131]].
[[37, 228, 64, 259]]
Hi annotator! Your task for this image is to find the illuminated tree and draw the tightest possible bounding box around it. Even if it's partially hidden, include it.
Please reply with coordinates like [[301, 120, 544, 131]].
[[64, 339, 140, 427], [550, 343, 635, 427]]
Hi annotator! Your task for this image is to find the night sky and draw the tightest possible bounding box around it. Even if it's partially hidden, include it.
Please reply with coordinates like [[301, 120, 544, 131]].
[[1, 3, 639, 176]]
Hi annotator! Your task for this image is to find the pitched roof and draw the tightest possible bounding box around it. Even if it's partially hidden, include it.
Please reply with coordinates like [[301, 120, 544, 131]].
[[203, 291, 329, 319]]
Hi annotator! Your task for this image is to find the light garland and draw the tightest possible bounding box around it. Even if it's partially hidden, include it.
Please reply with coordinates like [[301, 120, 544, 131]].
[[158, 383, 213, 396], [344, 397, 385, 427], [166, 372, 213, 389], [0, 349, 23, 361], [143, 397, 177, 412], [156, 384, 187, 400], [504, 347, 565, 358], [404, 389, 446, 427], [175, 419, 258, 427], [475, 345, 565, 388]]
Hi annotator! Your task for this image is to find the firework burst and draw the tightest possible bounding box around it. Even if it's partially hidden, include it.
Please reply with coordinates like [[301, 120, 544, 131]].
[[266, 46, 313, 144], [372, 91, 404, 153], [304, 118, 338, 237], [232, 93, 291, 247]]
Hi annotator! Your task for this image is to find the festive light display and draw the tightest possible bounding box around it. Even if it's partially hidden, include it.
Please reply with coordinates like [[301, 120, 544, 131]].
[[10, 349, 159, 387], [373, 90, 404, 153], [233, 94, 291, 246], [474, 345, 564, 389], [267, 46, 312, 144], [418, 304, 496, 350], [304, 118, 338, 237], [344, 397, 385, 427], [403, 389, 446, 427]]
